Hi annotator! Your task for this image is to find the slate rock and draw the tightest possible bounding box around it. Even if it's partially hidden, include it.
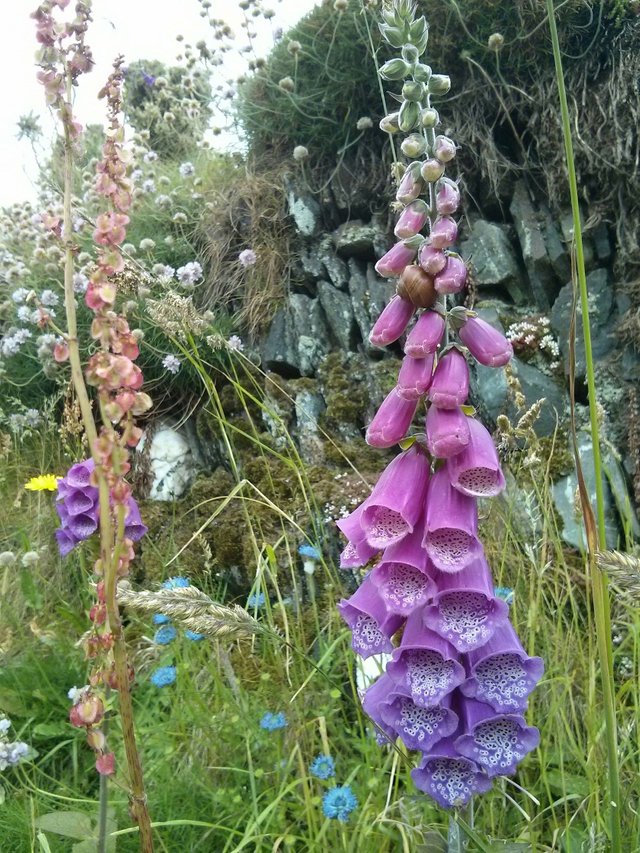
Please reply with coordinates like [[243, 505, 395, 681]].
[[348, 259, 392, 348], [286, 185, 322, 237], [317, 280, 356, 350], [261, 294, 330, 377], [333, 217, 387, 260], [140, 423, 204, 501], [509, 359, 566, 436], [317, 235, 349, 290], [510, 181, 562, 309], [550, 268, 615, 378], [460, 220, 529, 305], [294, 388, 326, 464]]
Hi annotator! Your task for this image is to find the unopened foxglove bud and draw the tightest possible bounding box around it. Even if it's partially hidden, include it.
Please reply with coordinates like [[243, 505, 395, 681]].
[[418, 243, 447, 275], [420, 107, 439, 128], [402, 80, 425, 102], [436, 178, 460, 215], [429, 74, 451, 95], [398, 100, 421, 132], [429, 216, 458, 249], [420, 158, 445, 183], [365, 388, 418, 448], [369, 294, 415, 347], [458, 316, 513, 367], [401, 133, 427, 158], [379, 58, 411, 80], [375, 241, 417, 278], [396, 162, 424, 203], [401, 44, 420, 63], [413, 63, 432, 84], [380, 112, 401, 134], [434, 255, 467, 294], [435, 135, 456, 162], [394, 200, 429, 239]]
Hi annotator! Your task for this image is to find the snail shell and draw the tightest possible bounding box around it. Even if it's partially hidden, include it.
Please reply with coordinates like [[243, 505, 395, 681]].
[[396, 264, 437, 308]]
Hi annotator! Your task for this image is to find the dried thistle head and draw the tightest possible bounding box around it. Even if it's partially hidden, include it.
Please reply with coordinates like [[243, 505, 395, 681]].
[[145, 292, 208, 341]]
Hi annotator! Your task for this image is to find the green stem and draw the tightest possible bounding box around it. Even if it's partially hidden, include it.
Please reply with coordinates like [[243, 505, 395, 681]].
[[545, 2, 621, 849]]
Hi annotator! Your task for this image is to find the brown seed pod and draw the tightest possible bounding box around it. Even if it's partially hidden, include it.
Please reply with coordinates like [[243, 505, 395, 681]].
[[396, 264, 437, 308]]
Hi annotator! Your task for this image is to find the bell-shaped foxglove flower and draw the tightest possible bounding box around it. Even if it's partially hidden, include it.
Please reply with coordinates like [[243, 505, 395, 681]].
[[404, 310, 446, 357], [454, 696, 540, 777], [423, 466, 483, 572], [461, 622, 545, 713], [369, 520, 434, 616], [369, 295, 414, 347], [428, 349, 469, 409], [361, 673, 399, 743], [426, 404, 470, 458], [422, 557, 509, 652], [458, 316, 513, 367], [365, 388, 418, 448], [336, 505, 380, 569], [447, 417, 506, 497], [338, 577, 403, 659], [411, 737, 492, 808], [380, 689, 458, 752]]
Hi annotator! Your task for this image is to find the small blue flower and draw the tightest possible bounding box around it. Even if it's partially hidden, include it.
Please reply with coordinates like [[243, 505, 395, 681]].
[[322, 785, 358, 822], [185, 630, 205, 641], [154, 625, 177, 645], [247, 592, 266, 608], [150, 666, 176, 687], [142, 72, 156, 86], [153, 613, 170, 625], [494, 586, 514, 605], [163, 576, 190, 589], [298, 543, 321, 560], [260, 711, 287, 731], [310, 754, 336, 780]]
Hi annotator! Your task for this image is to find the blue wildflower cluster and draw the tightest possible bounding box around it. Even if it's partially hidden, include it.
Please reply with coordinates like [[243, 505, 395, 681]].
[[150, 666, 177, 688], [310, 754, 335, 780], [247, 591, 266, 608], [260, 711, 288, 731], [307, 752, 358, 822], [149, 577, 205, 688]]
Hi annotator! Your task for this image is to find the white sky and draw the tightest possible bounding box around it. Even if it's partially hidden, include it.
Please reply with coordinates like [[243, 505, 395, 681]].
[[1, 0, 318, 207]]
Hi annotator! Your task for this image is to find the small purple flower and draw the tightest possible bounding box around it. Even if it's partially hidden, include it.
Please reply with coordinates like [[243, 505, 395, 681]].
[[227, 335, 244, 351], [162, 354, 181, 374], [142, 72, 156, 86], [238, 248, 257, 268]]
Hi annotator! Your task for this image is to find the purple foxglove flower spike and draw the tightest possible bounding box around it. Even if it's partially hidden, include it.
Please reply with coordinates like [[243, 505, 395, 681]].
[[379, 689, 458, 753], [404, 310, 445, 358], [394, 200, 429, 239], [425, 404, 470, 458], [411, 737, 492, 808], [461, 621, 545, 713], [360, 445, 430, 548], [454, 697, 540, 777], [434, 255, 467, 294], [448, 417, 506, 497], [370, 560, 434, 616], [369, 294, 414, 347], [435, 178, 460, 215], [65, 458, 95, 488], [386, 611, 466, 707], [423, 466, 483, 572], [396, 162, 424, 204], [338, 577, 403, 659], [396, 354, 435, 400], [418, 243, 447, 275], [375, 242, 417, 278], [428, 349, 469, 409], [365, 388, 418, 448], [422, 556, 509, 652], [458, 316, 513, 367], [429, 216, 457, 249]]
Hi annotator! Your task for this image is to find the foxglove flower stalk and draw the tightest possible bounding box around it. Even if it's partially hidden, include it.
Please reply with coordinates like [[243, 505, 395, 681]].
[[338, 0, 542, 812]]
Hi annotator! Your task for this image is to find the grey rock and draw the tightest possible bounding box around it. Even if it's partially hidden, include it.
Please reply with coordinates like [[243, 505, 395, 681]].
[[542, 207, 571, 282], [294, 389, 326, 464], [592, 221, 612, 263], [510, 181, 561, 309], [348, 259, 392, 347], [286, 186, 322, 237], [261, 294, 330, 377], [317, 235, 349, 290], [333, 217, 387, 259], [140, 422, 204, 501], [299, 243, 326, 280], [550, 268, 615, 378], [317, 280, 356, 350], [510, 359, 566, 436], [460, 220, 529, 304], [552, 431, 623, 549]]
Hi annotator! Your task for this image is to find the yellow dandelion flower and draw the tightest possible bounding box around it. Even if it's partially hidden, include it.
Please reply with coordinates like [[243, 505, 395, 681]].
[[25, 474, 60, 492]]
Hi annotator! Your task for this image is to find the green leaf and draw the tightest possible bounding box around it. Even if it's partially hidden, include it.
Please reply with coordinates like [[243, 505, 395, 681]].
[[545, 769, 590, 798], [33, 721, 69, 738], [20, 567, 44, 610], [399, 436, 417, 450], [35, 811, 93, 840], [36, 833, 53, 853]]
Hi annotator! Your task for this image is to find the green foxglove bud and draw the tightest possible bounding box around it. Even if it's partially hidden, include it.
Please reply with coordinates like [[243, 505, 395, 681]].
[[379, 24, 407, 49], [421, 158, 446, 182], [379, 58, 411, 81], [401, 44, 419, 64], [398, 99, 421, 132], [409, 17, 429, 54], [402, 80, 425, 102], [401, 133, 427, 158], [429, 74, 451, 95], [380, 112, 401, 134], [421, 107, 439, 128], [413, 63, 432, 83]]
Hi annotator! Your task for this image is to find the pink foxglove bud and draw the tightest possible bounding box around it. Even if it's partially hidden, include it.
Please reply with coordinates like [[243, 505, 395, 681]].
[[375, 242, 417, 278], [422, 466, 483, 572], [458, 316, 513, 367], [394, 200, 429, 239], [420, 158, 445, 183], [397, 354, 435, 400], [428, 349, 469, 408], [404, 310, 446, 357], [436, 178, 460, 215], [435, 135, 456, 162], [365, 388, 418, 448], [69, 695, 104, 727], [429, 217, 458, 249], [447, 417, 506, 497], [418, 243, 447, 275], [425, 404, 471, 458], [369, 295, 414, 347], [396, 163, 424, 204], [434, 255, 467, 294]]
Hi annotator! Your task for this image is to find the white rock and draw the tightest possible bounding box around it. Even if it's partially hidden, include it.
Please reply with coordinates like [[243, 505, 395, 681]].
[[139, 423, 203, 501]]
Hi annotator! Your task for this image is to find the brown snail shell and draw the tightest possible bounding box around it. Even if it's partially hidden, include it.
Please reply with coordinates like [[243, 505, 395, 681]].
[[396, 264, 437, 308]]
